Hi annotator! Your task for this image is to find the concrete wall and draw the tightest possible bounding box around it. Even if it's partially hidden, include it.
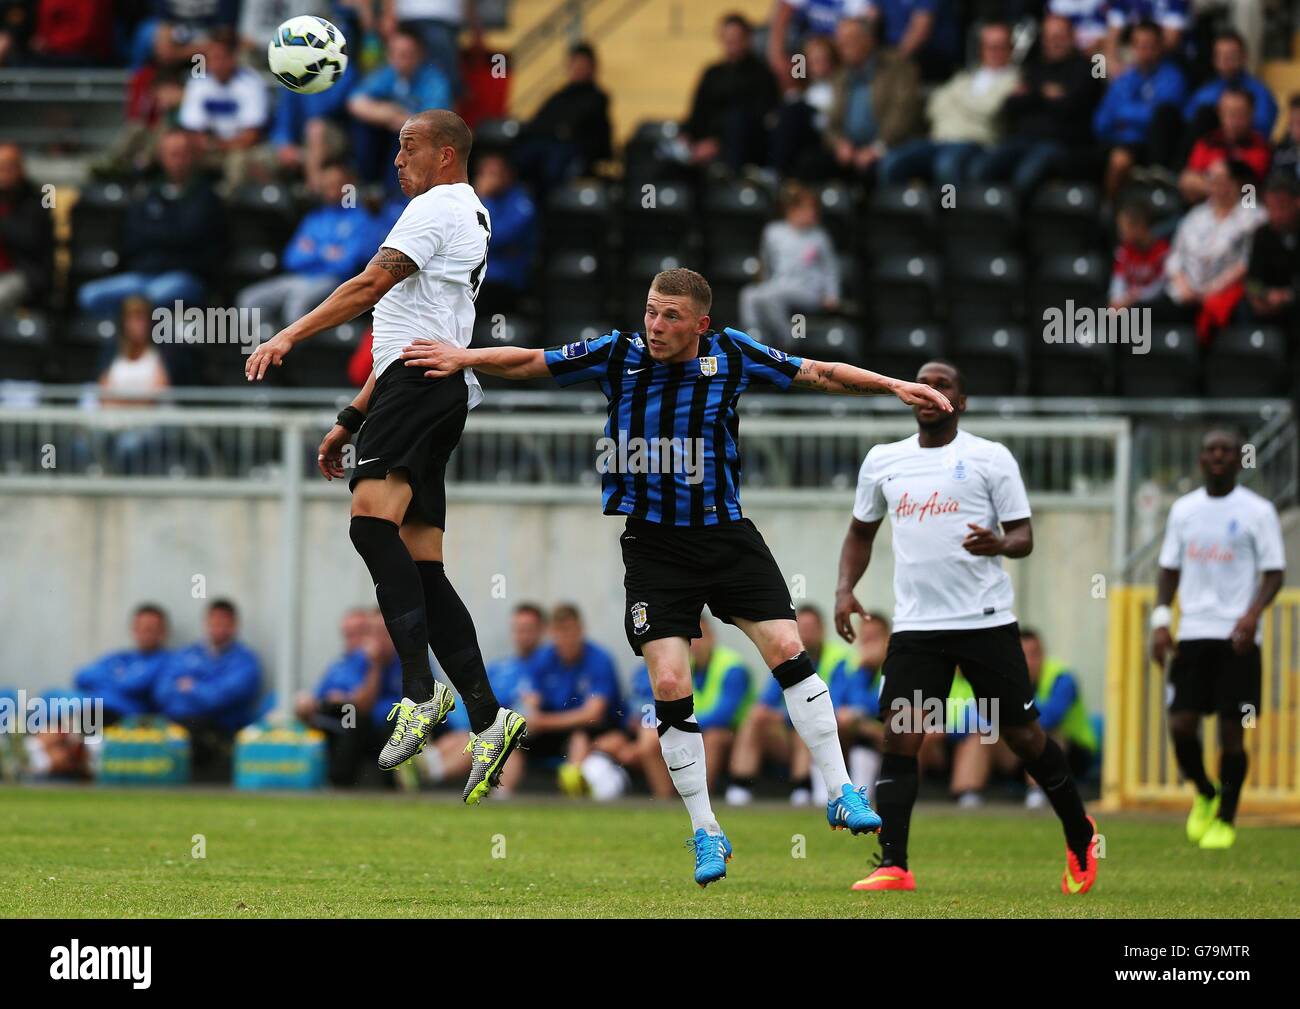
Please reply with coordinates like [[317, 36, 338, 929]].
[[0, 491, 1116, 713]]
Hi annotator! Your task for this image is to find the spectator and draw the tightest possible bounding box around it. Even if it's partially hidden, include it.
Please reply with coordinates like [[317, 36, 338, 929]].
[[267, 58, 358, 189], [77, 129, 223, 318], [823, 16, 923, 182], [1108, 199, 1170, 310], [879, 21, 1020, 188], [483, 603, 546, 715], [347, 27, 452, 188], [1237, 173, 1300, 330], [470, 152, 535, 319], [1104, 0, 1188, 75], [72, 603, 172, 725], [1271, 94, 1300, 181], [22, 0, 114, 67], [514, 603, 623, 796], [969, 13, 1101, 198], [1047, 0, 1109, 55], [682, 13, 780, 174], [1160, 158, 1264, 342], [381, 0, 481, 99], [769, 33, 840, 180], [865, 0, 962, 82], [295, 608, 401, 788], [152, 599, 262, 781], [98, 296, 170, 406], [236, 162, 379, 331], [727, 604, 869, 806], [766, 0, 871, 88], [92, 63, 187, 181], [1094, 20, 1187, 202], [1184, 30, 1277, 141], [1195, 1, 1266, 73], [130, 0, 240, 70], [739, 181, 840, 344], [178, 35, 271, 186], [0, 143, 53, 314], [1179, 88, 1271, 205], [513, 42, 612, 194], [950, 628, 1097, 808]]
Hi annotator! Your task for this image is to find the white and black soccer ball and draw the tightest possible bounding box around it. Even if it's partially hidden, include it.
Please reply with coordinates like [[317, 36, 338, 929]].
[[267, 15, 348, 95]]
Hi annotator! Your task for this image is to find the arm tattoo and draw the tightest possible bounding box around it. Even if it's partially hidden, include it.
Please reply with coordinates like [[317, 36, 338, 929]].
[[373, 247, 418, 281]]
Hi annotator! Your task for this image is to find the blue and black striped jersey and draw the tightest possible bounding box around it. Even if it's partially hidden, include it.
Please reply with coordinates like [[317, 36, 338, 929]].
[[543, 327, 803, 526]]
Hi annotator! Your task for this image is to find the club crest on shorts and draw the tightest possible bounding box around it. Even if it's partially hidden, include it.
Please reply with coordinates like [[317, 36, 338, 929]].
[[699, 356, 718, 377], [561, 340, 589, 360], [630, 600, 650, 634]]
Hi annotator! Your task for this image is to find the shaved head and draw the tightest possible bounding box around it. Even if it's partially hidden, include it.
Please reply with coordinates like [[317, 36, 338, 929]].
[[406, 109, 472, 164]]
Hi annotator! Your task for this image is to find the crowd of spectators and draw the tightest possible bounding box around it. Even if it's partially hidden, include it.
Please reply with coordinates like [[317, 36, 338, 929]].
[[31, 594, 1096, 802], [0, 1, 1297, 390]]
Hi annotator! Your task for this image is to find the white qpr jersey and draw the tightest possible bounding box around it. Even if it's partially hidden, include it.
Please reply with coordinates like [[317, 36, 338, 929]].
[[1157, 485, 1285, 642], [853, 429, 1032, 632], [371, 181, 490, 408]]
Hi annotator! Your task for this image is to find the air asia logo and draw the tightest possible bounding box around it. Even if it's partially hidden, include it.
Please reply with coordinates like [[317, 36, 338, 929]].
[[50, 941, 151, 989], [561, 340, 589, 360], [1186, 540, 1236, 563], [894, 491, 960, 521], [699, 356, 718, 377], [631, 601, 649, 634]]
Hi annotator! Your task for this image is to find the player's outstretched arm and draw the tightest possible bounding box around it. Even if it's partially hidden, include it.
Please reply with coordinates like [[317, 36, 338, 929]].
[[245, 247, 418, 381], [835, 517, 882, 642], [793, 358, 952, 412], [400, 339, 550, 380]]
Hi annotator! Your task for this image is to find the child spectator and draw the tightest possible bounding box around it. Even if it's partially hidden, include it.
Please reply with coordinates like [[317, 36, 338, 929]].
[[1108, 200, 1169, 310], [99, 296, 170, 407], [739, 182, 840, 345]]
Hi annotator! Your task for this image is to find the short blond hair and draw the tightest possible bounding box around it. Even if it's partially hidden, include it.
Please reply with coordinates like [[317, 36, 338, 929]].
[[650, 267, 712, 313]]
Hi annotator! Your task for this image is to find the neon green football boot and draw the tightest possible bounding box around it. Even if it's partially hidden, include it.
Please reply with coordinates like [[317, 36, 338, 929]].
[[1186, 789, 1220, 844]]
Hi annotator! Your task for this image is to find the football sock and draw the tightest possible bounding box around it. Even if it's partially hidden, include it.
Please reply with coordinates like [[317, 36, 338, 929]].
[[415, 560, 499, 734], [1023, 736, 1093, 867], [349, 517, 435, 703], [656, 696, 718, 834], [1218, 751, 1248, 824], [876, 752, 919, 869], [775, 653, 852, 793], [1172, 732, 1217, 799]]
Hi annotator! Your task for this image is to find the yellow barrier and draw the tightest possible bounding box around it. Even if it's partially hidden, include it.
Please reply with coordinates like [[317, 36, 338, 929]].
[[1104, 586, 1300, 816]]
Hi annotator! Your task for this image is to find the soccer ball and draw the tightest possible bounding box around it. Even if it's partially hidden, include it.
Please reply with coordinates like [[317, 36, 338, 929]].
[[267, 15, 348, 95]]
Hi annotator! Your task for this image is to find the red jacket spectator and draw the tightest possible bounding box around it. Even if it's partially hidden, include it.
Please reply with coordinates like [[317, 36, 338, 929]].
[[1186, 129, 1271, 184]]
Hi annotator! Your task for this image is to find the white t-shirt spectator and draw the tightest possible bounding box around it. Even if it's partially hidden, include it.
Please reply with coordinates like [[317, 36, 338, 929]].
[[395, 0, 464, 21], [179, 66, 270, 141], [371, 182, 490, 408], [853, 429, 1032, 632], [1158, 485, 1285, 641], [1165, 202, 1264, 296]]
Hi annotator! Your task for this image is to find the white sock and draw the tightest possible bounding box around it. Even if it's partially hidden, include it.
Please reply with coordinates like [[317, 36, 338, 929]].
[[850, 746, 882, 803], [811, 765, 828, 805], [421, 744, 445, 782], [783, 674, 851, 794], [658, 719, 719, 833]]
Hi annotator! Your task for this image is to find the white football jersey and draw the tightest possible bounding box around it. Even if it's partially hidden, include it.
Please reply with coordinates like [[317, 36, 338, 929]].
[[1157, 485, 1285, 642], [372, 181, 490, 408], [853, 429, 1032, 632]]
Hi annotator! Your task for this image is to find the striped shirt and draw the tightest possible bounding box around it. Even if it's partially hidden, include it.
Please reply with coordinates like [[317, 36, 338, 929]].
[[543, 327, 803, 526]]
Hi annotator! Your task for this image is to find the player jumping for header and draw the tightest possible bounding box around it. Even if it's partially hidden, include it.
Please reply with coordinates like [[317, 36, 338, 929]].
[[400, 267, 952, 888], [244, 110, 525, 805]]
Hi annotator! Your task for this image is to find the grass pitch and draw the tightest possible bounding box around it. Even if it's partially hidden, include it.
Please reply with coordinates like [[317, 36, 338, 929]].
[[1, 786, 1295, 918]]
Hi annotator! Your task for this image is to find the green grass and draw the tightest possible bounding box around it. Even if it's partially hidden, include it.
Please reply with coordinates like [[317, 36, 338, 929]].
[[1, 786, 1296, 918]]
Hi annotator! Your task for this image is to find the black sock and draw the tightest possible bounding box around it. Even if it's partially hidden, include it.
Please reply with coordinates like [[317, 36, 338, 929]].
[[415, 560, 498, 733], [732, 776, 756, 791], [1218, 751, 1248, 824], [876, 752, 919, 870], [1023, 735, 1093, 867], [790, 774, 811, 791], [349, 517, 435, 703], [1172, 732, 1216, 799]]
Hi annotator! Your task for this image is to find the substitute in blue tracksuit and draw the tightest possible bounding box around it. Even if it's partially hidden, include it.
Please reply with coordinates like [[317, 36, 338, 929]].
[[72, 603, 172, 723], [153, 599, 262, 781]]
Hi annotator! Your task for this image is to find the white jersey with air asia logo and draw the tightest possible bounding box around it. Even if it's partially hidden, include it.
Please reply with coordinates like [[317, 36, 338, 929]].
[[853, 429, 1032, 632], [1157, 485, 1285, 643]]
